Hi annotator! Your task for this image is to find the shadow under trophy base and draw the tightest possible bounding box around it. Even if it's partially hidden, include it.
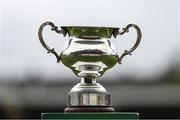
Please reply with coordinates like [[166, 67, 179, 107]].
[[38, 21, 142, 114]]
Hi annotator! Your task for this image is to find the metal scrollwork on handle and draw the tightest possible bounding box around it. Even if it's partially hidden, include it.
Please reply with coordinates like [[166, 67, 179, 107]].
[[118, 23, 142, 64], [38, 21, 63, 62]]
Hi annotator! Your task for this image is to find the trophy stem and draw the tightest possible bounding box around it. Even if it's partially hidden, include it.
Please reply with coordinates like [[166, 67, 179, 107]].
[[81, 77, 97, 84]]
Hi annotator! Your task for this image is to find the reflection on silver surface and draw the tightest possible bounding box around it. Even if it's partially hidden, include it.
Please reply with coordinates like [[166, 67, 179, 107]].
[[61, 37, 118, 79], [68, 81, 111, 107], [72, 61, 107, 77]]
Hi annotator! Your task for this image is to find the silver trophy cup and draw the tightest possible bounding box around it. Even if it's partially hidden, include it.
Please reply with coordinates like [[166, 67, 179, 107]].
[[38, 21, 142, 112]]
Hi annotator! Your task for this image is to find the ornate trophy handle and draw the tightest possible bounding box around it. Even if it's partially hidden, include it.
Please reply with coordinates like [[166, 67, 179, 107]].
[[118, 23, 142, 64], [38, 21, 63, 62]]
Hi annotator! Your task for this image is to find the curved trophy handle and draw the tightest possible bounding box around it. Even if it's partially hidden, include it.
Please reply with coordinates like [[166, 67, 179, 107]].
[[118, 23, 142, 64], [38, 21, 63, 62]]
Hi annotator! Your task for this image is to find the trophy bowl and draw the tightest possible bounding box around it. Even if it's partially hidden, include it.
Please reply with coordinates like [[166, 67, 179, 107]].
[[38, 21, 142, 112]]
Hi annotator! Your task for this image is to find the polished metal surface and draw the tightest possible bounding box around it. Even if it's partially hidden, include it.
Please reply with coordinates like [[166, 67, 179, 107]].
[[38, 21, 142, 110], [67, 78, 111, 107], [118, 24, 142, 64], [61, 37, 118, 78], [38, 21, 62, 62], [38, 21, 142, 66]]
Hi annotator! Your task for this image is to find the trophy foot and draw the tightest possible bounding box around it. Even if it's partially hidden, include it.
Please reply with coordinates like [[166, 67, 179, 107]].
[[65, 78, 115, 113], [64, 106, 114, 112]]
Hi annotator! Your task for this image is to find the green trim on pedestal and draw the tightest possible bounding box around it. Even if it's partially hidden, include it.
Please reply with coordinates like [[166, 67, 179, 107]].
[[42, 112, 139, 120]]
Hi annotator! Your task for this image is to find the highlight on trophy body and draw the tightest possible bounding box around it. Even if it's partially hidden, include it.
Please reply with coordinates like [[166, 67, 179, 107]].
[[38, 21, 142, 112]]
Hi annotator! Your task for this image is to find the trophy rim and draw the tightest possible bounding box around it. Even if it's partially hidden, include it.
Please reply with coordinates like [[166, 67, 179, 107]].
[[60, 26, 120, 38], [60, 26, 120, 29]]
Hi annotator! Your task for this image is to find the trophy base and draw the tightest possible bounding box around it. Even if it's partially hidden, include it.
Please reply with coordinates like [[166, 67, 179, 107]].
[[42, 112, 139, 120], [64, 106, 114, 112], [65, 79, 115, 113]]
